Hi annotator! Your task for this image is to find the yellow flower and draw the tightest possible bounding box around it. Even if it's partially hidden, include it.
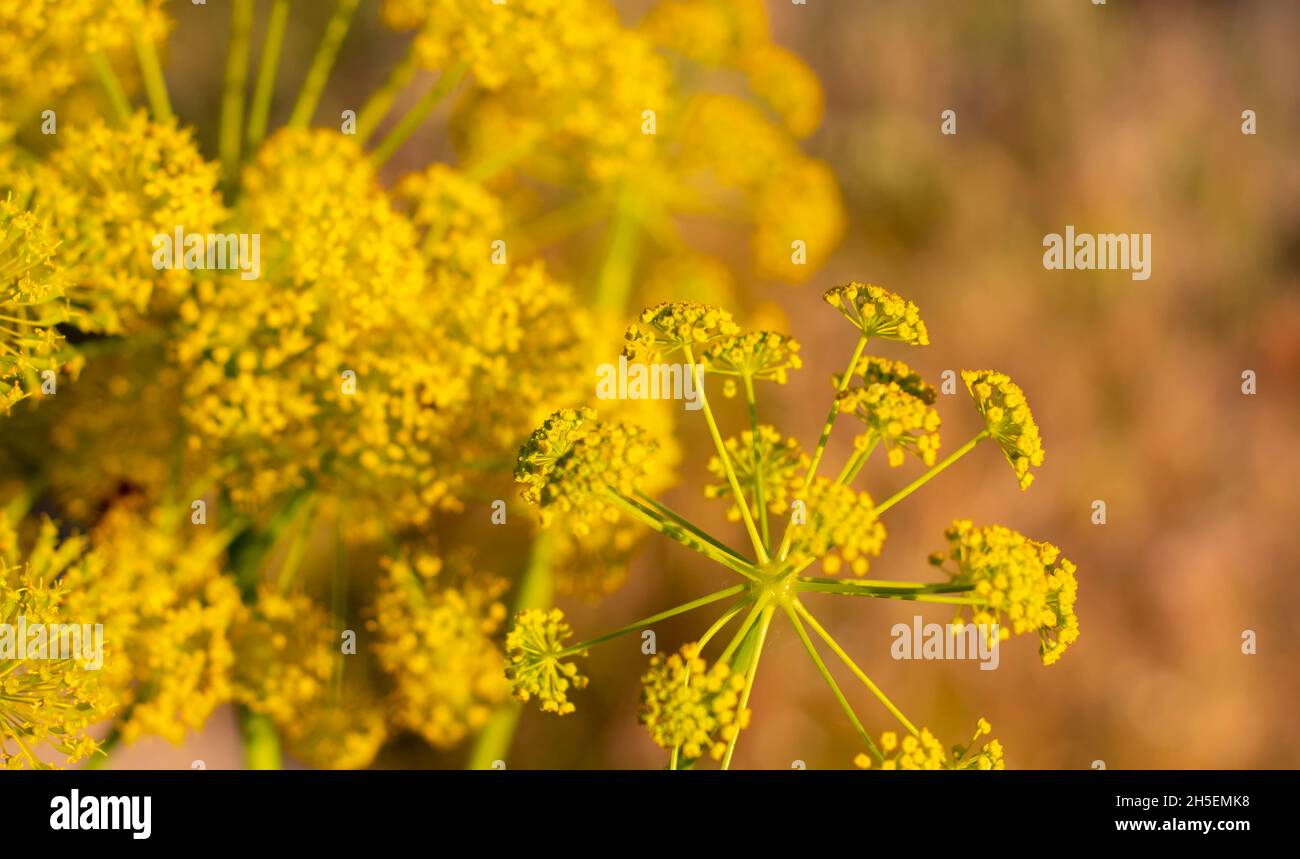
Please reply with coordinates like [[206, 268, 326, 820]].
[[0, 513, 112, 768], [504, 608, 588, 715], [706, 427, 808, 521], [704, 330, 802, 386], [623, 301, 740, 362], [931, 520, 1080, 665], [754, 160, 846, 282], [370, 551, 510, 747], [515, 408, 659, 531], [855, 721, 1005, 770], [231, 586, 335, 730], [824, 282, 929, 345], [0, 1, 168, 120], [6, 341, 180, 521], [62, 503, 241, 745], [639, 642, 749, 760], [0, 194, 73, 412], [961, 370, 1045, 490], [24, 113, 226, 334], [838, 357, 941, 467], [550, 516, 643, 601], [395, 162, 504, 274], [789, 478, 886, 576], [743, 43, 825, 138], [177, 128, 462, 527], [282, 684, 388, 771]]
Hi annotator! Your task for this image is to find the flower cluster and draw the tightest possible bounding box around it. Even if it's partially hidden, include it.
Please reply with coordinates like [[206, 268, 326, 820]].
[[510, 285, 1074, 770], [639, 643, 749, 760], [504, 609, 588, 716], [962, 370, 1046, 489], [16, 114, 226, 334], [853, 720, 1004, 771], [790, 478, 887, 576], [515, 407, 660, 531], [0, 195, 73, 412], [62, 505, 242, 745], [824, 282, 930, 345], [706, 427, 808, 522], [930, 520, 1080, 665], [839, 356, 941, 467], [704, 330, 803, 387], [0, 514, 111, 768], [623, 301, 740, 361], [371, 551, 510, 747]]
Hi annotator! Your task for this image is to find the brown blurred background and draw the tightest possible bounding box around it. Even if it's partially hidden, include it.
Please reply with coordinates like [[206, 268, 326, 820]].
[[111, 0, 1299, 769]]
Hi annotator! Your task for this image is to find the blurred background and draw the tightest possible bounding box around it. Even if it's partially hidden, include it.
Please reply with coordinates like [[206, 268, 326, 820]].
[[100, 0, 1299, 769]]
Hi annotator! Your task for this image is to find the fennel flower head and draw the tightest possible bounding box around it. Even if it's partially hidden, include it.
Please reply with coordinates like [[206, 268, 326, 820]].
[[507, 287, 1075, 770], [0, 514, 112, 768], [0, 1, 167, 118], [854, 720, 1004, 771], [962, 370, 1046, 490], [504, 608, 588, 715], [231, 585, 336, 731], [515, 407, 661, 532], [639, 642, 749, 761], [838, 356, 941, 468], [371, 550, 510, 748], [823, 282, 930, 345], [62, 503, 242, 745], [17, 113, 226, 334], [177, 129, 461, 531], [0, 194, 75, 412], [930, 520, 1080, 665]]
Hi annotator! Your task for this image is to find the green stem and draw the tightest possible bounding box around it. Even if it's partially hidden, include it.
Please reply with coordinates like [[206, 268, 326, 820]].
[[370, 62, 469, 167], [721, 604, 774, 769], [836, 438, 877, 485], [220, 0, 254, 184], [355, 48, 420, 143], [633, 490, 750, 564], [132, 5, 173, 122], [605, 490, 762, 581], [784, 603, 881, 761], [793, 599, 918, 736], [466, 532, 555, 770], [685, 347, 769, 565], [742, 374, 770, 551], [513, 529, 556, 612], [594, 195, 644, 314], [246, 0, 291, 149], [288, 0, 360, 128], [237, 708, 282, 770], [803, 333, 868, 489], [797, 578, 975, 599], [696, 595, 753, 650], [560, 584, 748, 657], [870, 430, 989, 517], [718, 594, 771, 665], [91, 52, 132, 125]]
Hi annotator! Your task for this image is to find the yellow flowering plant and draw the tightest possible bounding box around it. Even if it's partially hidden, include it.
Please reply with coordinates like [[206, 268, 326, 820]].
[[508, 284, 1078, 768], [0, 0, 843, 769]]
